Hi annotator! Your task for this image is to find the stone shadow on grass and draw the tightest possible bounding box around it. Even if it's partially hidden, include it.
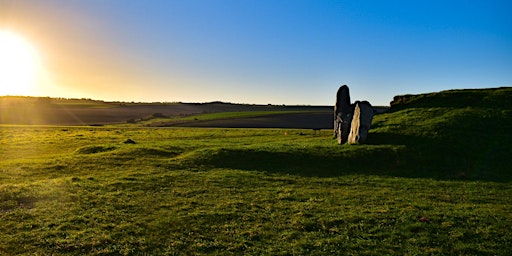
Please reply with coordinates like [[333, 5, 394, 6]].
[[366, 131, 512, 182], [203, 133, 511, 182]]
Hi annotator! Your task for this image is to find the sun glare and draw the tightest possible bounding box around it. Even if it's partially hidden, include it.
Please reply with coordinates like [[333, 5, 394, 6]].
[[0, 30, 42, 96]]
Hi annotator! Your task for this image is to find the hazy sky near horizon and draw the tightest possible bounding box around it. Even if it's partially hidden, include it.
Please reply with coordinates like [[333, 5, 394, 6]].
[[1, 0, 511, 105]]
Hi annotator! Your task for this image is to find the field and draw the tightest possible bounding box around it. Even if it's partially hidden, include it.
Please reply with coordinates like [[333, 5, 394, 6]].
[[0, 97, 332, 126], [1, 88, 511, 255]]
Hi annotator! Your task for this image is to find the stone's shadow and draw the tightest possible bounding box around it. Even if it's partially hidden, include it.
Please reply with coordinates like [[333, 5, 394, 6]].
[[205, 147, 404, 178], [203, 132, 511, 182], [368, 132, 512, 182], [365, 132, 428, 146]]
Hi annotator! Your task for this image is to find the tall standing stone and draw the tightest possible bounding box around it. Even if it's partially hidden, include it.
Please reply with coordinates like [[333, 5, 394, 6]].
[[334, 85, 353, 144], [347, 101, 374, 144]]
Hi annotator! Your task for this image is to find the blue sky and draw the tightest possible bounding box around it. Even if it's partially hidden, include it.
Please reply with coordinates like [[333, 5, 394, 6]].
[[1, 0, 511, 105]]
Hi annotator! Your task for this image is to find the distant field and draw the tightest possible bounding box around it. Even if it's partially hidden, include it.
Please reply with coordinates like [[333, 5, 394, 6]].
[[0, 96, 333, 126], [145, 111, 333, 129], [1, 87, 511, 255]]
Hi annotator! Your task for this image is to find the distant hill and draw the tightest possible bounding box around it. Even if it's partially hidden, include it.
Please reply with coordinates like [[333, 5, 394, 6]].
[[0, 96, 330, 125]]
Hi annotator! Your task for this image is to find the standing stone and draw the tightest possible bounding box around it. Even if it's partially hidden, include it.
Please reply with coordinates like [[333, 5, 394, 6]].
[[347, 101, 374, 144], [334, 85, 353, 144]]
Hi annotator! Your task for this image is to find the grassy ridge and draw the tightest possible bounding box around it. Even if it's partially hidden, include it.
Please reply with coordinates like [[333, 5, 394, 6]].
[[381, 87, 512, 180], [1, 87, 511, 255]]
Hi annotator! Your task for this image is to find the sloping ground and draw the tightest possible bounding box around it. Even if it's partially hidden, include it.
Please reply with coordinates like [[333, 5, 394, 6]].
[[389, 87, 512, 109], [368, 87, 512, 180], [1, 125, 511, 254]]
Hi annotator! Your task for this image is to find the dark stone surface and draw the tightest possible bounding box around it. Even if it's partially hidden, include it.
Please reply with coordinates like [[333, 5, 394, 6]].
[[334, 85, 375, 144], [334, 85, 354, 144]]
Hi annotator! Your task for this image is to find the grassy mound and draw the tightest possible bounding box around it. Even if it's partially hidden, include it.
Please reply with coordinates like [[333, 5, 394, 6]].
[[389, 87, 512, 109], [114, 146, 183, 158], [75, 145, 117, 154], [376, 87, 512, 180], [200, 145, 405, 177]]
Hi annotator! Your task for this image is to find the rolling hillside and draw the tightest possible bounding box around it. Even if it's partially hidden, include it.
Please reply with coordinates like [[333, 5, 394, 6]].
[[1, 87, 511, 254]]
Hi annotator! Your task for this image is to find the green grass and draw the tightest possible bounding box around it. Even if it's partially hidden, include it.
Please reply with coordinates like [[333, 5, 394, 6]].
[[179, 111, 307, 121], [135, 110, 317, 126], [1, 87, 511, 255]]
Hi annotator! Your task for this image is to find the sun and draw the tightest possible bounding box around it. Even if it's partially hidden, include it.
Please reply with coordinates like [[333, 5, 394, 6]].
[[0, 30, 41, 96]]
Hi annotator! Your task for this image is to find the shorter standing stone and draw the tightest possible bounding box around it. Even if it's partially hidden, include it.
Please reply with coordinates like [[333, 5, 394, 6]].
[[347, 101, 374, 144]]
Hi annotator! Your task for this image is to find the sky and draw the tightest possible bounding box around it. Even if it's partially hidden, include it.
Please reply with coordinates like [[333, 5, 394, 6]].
[[0, 0, 511, 105]]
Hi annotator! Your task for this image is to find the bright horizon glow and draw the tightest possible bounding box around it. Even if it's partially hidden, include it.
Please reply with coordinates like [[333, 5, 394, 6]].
[[1, 1, 511, 105], [0, 30, 42, 96]]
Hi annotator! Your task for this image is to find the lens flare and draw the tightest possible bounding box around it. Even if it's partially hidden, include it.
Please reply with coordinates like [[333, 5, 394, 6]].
[[0, 30, 42, 96]]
